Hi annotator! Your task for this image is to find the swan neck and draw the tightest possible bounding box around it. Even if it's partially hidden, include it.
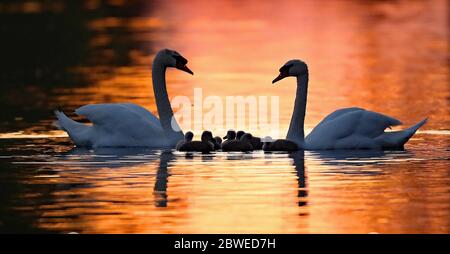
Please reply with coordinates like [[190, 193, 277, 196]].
[[152, 56, 183, 145], [286, 73, 308, 148]]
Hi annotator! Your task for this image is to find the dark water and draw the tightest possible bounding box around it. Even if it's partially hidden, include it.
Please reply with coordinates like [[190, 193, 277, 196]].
[[0, 0, 449, 233]]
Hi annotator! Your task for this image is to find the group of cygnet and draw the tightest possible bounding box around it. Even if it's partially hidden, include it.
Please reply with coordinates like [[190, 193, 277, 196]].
[[176, 130, 273, 153]]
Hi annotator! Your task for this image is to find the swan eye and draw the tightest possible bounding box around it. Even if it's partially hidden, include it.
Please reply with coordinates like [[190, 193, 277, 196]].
[[279, 64, 293, 73]]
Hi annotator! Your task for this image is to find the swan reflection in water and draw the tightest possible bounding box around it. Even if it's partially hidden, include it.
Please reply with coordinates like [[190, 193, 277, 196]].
[[64, 147, 162, 167], [61, 147, 413, 210], [263, 151, 308, 207], [289, 151, 307, 207], [308, 149, 415, 176], [153, 151, 176, 207], [61, 146, 414, 212]]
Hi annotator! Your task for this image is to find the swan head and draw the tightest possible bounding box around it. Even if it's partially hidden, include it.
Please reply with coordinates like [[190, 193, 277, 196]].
[[185, 131, 194, 142], [272, 59, 308, 83], [240, 133, 253, 143], [223, 130, 236, 140], [236, 130, 245, 140], [156, 49, 194, 75], [201, 131, 213, 142]]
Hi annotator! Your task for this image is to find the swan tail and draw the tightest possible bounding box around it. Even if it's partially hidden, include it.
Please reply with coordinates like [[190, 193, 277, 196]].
[[54, 110, 92, 146], [378, 118, 428, 149]]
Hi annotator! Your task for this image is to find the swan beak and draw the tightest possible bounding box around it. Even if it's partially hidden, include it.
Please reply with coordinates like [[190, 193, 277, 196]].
[[177, 64, 194, 75], [223, 135, 228, 139], [272, 72, 288, 84]]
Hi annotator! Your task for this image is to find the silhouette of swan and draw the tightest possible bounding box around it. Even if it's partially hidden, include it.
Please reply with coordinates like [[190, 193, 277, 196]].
[[176, 131, 194, 150], [262, 136, 298, 152], [62, 146, 162, 169], [221, 130, 236, 147], [289, 151, 307, 207], [272, 59, 428, 150], [154, 151, 176, 207], [222, 133, 254, 152], [250, 136, 263, 150], [178, 131, 215, 153], [54, 49, 193, 148], [236, 130, 245, 140]]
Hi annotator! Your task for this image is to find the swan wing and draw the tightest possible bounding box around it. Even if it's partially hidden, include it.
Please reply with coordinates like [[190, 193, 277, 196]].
[[75, 103, 161, 127], [306, 108, 402, 149], [315, 107, 364, 128]]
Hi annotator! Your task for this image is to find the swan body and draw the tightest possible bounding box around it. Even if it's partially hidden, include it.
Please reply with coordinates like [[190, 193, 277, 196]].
[[236, 130, 262, 150], [236, 131, 245, 140], [272, 59, 427, 150], [304, 107, 427, 150], [55, 103, 169, 147], [220, 130, 236, 149], [179, 141, 214, 152], [178, 131, 214, 153], [250, 136, 262, 150], [263, 139, 298, 152], [54, 49, 193, 148], [222, 132, 254, 152]]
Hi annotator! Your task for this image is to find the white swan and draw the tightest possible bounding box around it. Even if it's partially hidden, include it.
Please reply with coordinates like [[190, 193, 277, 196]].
[[272, 59, 428, 150], [54, 49, 193, 148]]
